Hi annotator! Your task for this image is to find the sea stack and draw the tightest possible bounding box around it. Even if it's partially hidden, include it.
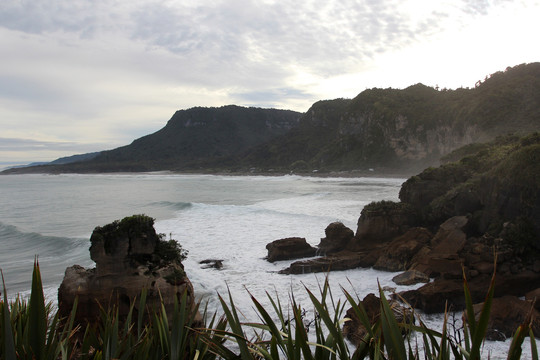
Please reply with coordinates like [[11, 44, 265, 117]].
[[58, 214, 200, 326]]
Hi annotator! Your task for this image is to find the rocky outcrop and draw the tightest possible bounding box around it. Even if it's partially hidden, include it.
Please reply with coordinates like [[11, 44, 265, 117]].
[[392, 270, 429, 286], [58, 215, 200, 327], [355, 201, 417, 242], [279, 251, 368, 274], [266, 237, 317, 262], [317, 222, 354, 254], [343, 293, 413, 347], [374, 227, 432, 272], [471, 296, 540, 341]]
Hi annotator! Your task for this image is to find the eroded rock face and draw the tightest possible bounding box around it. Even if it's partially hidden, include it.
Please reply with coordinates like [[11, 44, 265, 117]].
[[266, 237, 317, 263], [374, 227, 433, 272], [58, 215, 199, 327], [356, 201, 417, 242], [317, 222, 354, 254]]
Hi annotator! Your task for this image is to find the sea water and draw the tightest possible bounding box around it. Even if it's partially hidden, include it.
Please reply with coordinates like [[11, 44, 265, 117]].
[[0, 173, 524, 358]]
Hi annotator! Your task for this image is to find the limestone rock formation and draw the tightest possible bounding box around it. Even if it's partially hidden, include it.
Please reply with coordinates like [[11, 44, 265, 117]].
[[265, 237, 317, 263], [58, 215, 199, 326]]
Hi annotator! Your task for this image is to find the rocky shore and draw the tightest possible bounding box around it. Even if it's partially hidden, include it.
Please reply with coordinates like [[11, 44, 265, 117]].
[[266, 133, 540, 341]]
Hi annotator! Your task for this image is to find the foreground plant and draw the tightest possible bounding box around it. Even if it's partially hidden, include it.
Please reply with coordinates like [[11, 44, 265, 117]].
[[2, 263, 539, 359]]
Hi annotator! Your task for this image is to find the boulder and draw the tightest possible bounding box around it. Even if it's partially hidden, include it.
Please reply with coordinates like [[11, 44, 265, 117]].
[[392, 270, 429, 286], [266, 237, 317, 263], [343, 293, 413, 347], [399, 276, 491, 313], [58, 215, 200, 327], [279, 251, 364, 274], [373, 227, 432, 271], [317, 222, 354, 254], [410, 217, 469, 279], [470, 296, 540, 341], [429, 216, 468, 256], [200, 259, 224, 270]]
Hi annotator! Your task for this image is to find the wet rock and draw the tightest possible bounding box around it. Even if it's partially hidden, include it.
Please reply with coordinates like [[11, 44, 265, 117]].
[[470, 296, 540, 341], [392, 270, 429, 286], [279, 251, 364, 274], [266, 237, 317, 263], [200, 259, 224, 270]]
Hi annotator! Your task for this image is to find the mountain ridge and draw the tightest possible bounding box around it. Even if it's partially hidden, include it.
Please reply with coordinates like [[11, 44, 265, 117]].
[[4, 62, 540, 175]]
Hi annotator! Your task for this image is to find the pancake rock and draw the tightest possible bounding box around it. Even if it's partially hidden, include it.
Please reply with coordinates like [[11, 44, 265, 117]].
[[58, 215, 200, 326]]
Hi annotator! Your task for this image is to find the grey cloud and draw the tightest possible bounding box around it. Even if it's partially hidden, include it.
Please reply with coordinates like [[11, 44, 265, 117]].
[[231, 87, 313, 107], [0, 137, 102, 152], [0, 0, 98, 36], [127, 0, 456, 79]]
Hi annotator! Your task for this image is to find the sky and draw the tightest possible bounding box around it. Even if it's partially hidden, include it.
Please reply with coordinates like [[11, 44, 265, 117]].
[[1, 0, 539, 166]]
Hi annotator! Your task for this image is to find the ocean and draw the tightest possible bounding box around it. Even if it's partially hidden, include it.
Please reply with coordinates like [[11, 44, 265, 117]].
[[0, 173, 522, 358]]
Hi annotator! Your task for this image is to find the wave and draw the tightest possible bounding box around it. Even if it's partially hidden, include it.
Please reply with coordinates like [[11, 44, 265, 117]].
[[149, 201, 193, 211], [0, 221, 92, 297]]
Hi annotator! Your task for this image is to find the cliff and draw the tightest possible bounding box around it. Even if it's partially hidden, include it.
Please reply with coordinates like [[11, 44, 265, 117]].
[[242, 63, 540, 173]]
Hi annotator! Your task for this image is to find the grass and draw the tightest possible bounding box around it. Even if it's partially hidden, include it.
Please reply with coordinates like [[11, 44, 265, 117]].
[[2, 260, 539, 359]]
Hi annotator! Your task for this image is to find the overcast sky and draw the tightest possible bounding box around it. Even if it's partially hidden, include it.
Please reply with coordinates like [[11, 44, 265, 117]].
[[1, 0, 539, 165]]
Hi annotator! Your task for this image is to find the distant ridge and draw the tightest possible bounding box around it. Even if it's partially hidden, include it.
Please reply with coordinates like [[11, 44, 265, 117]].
[[3, 62, 540, 175]]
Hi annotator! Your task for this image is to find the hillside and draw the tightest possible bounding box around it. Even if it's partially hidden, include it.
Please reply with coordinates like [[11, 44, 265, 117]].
[[5, 106, 301, 173], [239, 63, 540, 174], [3, 62, 539, 175]]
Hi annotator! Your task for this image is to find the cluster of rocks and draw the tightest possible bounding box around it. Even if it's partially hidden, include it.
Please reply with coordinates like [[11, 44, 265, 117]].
[[266, 205, 540, 342], [58, 215, 200, 326]]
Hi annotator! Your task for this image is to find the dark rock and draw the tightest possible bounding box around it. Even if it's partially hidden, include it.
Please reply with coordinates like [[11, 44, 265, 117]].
[[355, 201, 417, 242], [343, 293, 413, 347], [266, 237, 317, 263], [526, 288, 540, 311], [470, 296, 540, 341], [317, 222, 354, 254], [399, 276, 492, 313], [373, 227, 432, 271], [430, 216, 468, 255], [279, 251, 364, 274], [392, 270, 429, 286], [200, 259, 224, 270]]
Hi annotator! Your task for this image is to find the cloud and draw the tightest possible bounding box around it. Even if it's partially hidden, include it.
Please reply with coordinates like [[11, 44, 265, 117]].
[[0, 0, 538, 163]]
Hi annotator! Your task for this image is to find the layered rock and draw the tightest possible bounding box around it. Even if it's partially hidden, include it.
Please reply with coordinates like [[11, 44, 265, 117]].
[[58, 215, 199, 326], [266, 237, 317, 263]]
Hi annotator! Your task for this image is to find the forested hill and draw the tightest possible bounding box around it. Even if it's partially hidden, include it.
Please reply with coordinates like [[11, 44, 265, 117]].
[[4, 62, 540, 175], [5, 106, 301, 173], [240, 62, 540, 174]]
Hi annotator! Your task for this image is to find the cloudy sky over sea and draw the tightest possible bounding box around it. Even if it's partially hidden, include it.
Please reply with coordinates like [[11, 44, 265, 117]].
[[1, 0, 539, 165]]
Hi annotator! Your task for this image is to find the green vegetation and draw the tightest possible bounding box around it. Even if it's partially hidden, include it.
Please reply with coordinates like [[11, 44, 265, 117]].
[[2, 260, 539, 359]]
